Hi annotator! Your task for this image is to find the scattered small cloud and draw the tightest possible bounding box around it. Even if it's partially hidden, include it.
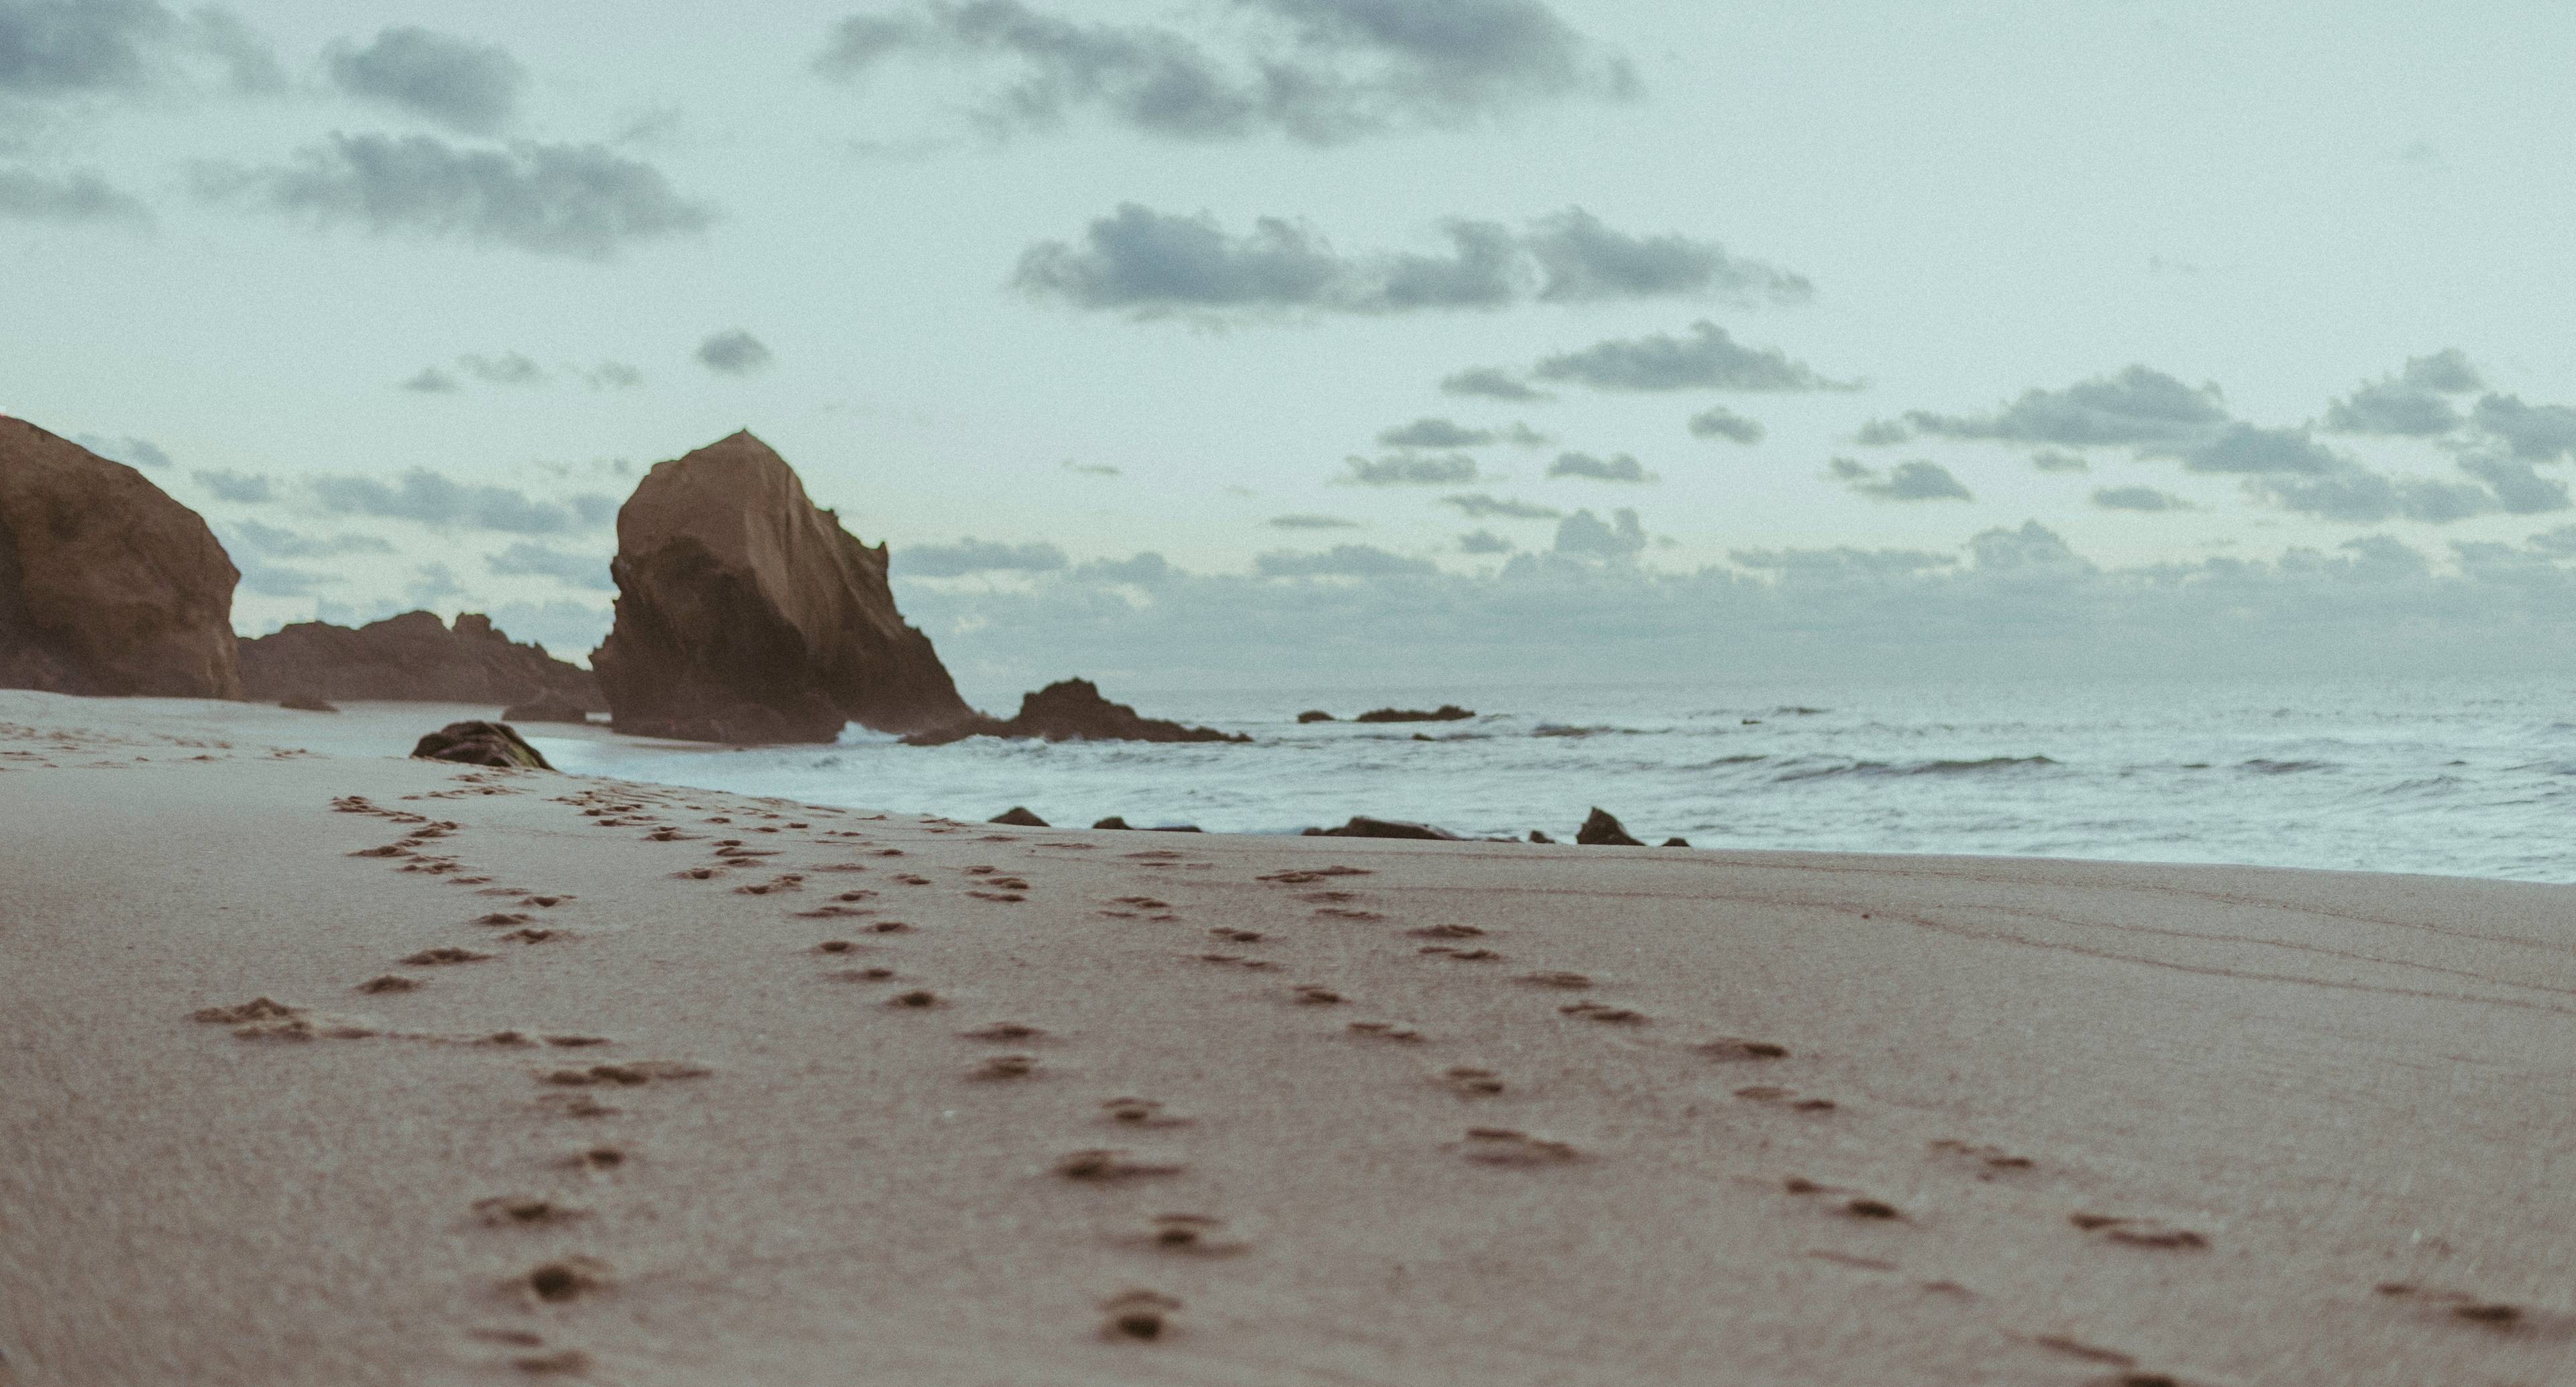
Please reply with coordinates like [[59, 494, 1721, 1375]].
[[1061, 459, 1121, 478], [1268, 513, 1360, 529], [1255, 544, 1437, 577], [1853, 418, 1909, 446], [1344, 452, 1478, 485], [895, 537, 1072, 576], [486, 540, 612, 589], [1440, 366, 1548, 401], [1532, 321, 1847, 393], [72, 433, 171, 468], [1441, 492, 1559, 520], [1458, 529, 1513, 555], [192, 468, 274, 503], [2473, 393, 2576, 462], [308, 468, 616, 534], [197, 133, 714, 262], [1547, 450, 1650, 482], [1379, 417, 1492, 449], [1829, 457, 1972, 502], [695, 329, 772, 375], [0, 168, 152, 226], [459, 351, 545, 385], [2092, 486, 2190, 512], [325, 26, 524, 135], [1073, 552, 1171, 585], [223, 518, 392, 557], [1552, 507, 1644, 559], [584, 362, 643, 390], [1686, 406, 1763, 445], [1907, 366, 2227, 447], [399, 366, 461, 394], [2030, 449, 2089, 474]]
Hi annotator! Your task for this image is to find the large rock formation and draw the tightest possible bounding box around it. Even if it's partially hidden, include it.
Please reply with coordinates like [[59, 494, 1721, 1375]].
[[906, 679, 1247, 747], [590, 432, 971, 743], [239, 612, 601, 708], [0, 419, 241, 698]]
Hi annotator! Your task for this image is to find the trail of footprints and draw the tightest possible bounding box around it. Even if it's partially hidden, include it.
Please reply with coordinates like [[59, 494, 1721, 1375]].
[[176, 781, 2547, 1374]]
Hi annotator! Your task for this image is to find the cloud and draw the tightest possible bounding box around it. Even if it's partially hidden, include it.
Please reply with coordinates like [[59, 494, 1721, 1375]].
[[1440, 492, 1558, 519], [894, 537, 1071, 576], [814, 0, 1633, 146], [2092, 486, 2190, 512], [325, 27, 523, 135], [696, 329, 773, 375], [1852, 419, 1909, 446], [1269, 513, 1359, 529], [1907, 366, 2228, 447], [309, 468, 615, 534], [399, 366, 460, 393], [197, 133, 713, 262], [71, 432, 170, 467], [1440, 366, 1546, 402], [0, 167, 150, 225], [1547, 450, 1648, 482], [2322, 376, 2461, 437], [459, 351, 545, 385], [222, 518, 392, 558], [231, 555, 332, 598], [1828, 457, 1972, 502], [1343, 452, 1477, 485], [481, 598, 612, 656], [2177, 423, 2341, 476], [2472, 394, 2576, 461], [2029, 449, 2088, 474], [584, 362, 642, 390], [486, 540, 612, 589], [1014, 205, 1796, 319], [191, 467, 273, 502], [1686, 406, 1762, 445], [2247, 467, 2493, 524], [1255, 543, 1436, 577], [1378, 417, 1491, 448], [1531, 321, 1846, 392], [1457, 529, 1512, 555], [1551, 506, 1644, 559], [2402, 349, 2482, 394], [1061, 459, 1120, 477], [408, 561, 464, 605], [2459, 455, 2571, 514], [1075, 552, 1171, 585], [1729, 545, 1955, 578], [0, 1, 280, 102]]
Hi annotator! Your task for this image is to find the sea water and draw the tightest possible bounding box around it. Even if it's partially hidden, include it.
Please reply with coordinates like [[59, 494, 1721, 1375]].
[[533, 671, 2576, 883]]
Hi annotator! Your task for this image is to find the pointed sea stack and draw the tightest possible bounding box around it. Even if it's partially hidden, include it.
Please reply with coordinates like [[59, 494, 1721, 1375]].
[[591, 431, 972, 743], [0, 418, 241, 698]]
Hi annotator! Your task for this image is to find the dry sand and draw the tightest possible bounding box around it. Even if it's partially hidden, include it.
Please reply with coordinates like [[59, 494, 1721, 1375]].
[[2, 690, 2571, 1386]]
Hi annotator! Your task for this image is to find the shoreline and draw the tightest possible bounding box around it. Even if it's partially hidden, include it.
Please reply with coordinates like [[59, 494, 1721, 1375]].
[[3, 691, 2572, 1384]]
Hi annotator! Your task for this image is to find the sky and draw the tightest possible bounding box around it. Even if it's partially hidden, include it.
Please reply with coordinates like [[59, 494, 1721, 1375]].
[[8, 0, 2576, 702]]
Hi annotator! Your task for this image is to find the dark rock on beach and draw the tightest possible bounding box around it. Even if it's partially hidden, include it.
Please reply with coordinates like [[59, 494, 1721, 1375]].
[[1296, 710, 1336, 723], [1304, 816, 1466, 841], [1092, 816, 1132, 830], [0, 419, 242, 699], [989, 806, 1047, 827], [907, 679, 1246, 747], [240, 611, 600, 710], [1662, 837, 1691, 848], [1354, 704, 1474, 724], [412, 720, 552, 770], [1576, 808, 1645, 846], [592, 431, 972, 744]]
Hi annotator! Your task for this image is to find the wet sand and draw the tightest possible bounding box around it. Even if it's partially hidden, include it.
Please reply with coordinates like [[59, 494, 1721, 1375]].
[[2, 690, 2571, 1386]]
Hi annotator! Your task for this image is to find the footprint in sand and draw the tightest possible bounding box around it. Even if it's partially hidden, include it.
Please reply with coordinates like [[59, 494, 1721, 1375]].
[[403, 946, 493, 966], [1346, 1020, 1424, 1042], [561, 1147, 626, 1172], [830, 966, 899, 983], [1099, 1288, 1181, 1341], [1519, 970, 1592, 989], [1257, 867, 1370, 883], [1132, 1213, 1244, 1257], [973, 1054, 1038, 1080], [1410, 924, 1485, 940], [472, 1196, 587, 1228], [1735, 1085, 1837, 1112], [1440, 1066, 1505, 1095], [1929, 1138, 2033, 1176], [1558, 1000, 1646, 1025], [2069, 1213, 2208, 1250], [1697, 1036, 1790, 1062], [541, 1061, 709, 1087], [1209, 928, 1263, 943], [357, 975, 420, 994], [2375, 1282, 2533, 1329], [1055, 1149, 1187, 1182], [190, 998, 372, 1041], [1419, 945, 1501, 961], [476, 912, 532, 927], [521, 1257, 612, 1304], [1292, 985, 1344, 1005], [888, 989, 943, 1009], [1102, 1097, 1191, 1128], [1314, 907, 1383, 921], [1457, 1127, 1578, 1166]]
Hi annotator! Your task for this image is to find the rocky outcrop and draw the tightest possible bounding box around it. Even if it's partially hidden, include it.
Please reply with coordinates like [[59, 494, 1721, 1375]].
[[0, 419, 241, 698], [590, 432, 971, 744], [239, 612, 600, 708], [1354, 704, 1474, 723], [411, 720, 552, 769], [501, 692, 593, 724], [989, 806, 1048, 826], [1296, 710, 1336, 723], [907, 678, 1247, 747], [1576, 807, 1644, 846], [1303, 816, 1465, 841]]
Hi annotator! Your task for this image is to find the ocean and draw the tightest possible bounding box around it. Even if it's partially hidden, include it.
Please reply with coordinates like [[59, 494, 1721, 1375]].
[[533, 671, 2576, 884]]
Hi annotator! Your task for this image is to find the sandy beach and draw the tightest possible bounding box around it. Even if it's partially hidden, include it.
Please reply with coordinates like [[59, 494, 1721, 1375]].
[[3, 690, 2571, 1387]]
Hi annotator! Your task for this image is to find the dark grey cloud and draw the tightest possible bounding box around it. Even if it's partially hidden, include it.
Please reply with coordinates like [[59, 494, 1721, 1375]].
[[1532, 321, 1846, 393], [696, 329, 772, 375], [815, 0, 1632, 146], [1547, 450, 1648, 482], [1686, 406, 1762, 445], [584, 362, 643, 390], [2472, 394, 2576, 461], [1439, 366, 1548, 401], [407, 561, 464, 605], [460, 351, 545, 385], [198, 133, 714, 262], [2402, 349, 2482, 394], [191, 467, 272, 502], [1074, 552, 1171, 585], [2458, 455, 2571, 514], [1552, 506, 1644, 559], [1852, 419, 1909, 446], [2247, 467, 2495, 525], [1829, 457, 1972, 502], [399, 366, 460, 393], [486, 541, 612, 590], [2177, 424, 2340, 476], [224, 518, 391, 559], [1379, 417, 1491, 448], [0, 1, 278, 101], [1255, 543, 1436, 577], [1015, 205, 1798, 319], [1344, 452, 1477, 485], [309, 468, 616, 535], [71, 432, 169, 467], [1441, 492, 1557, 520], [0, 166, 149, 224], [2092, 486, 2189, 512], [326, 27, 523, 135], [2030, 449, 2089, 474], [1268, 513, 1359, 529], [895, 537, 1071, 576], [2322, 377, 2461, 437], [1457, 529, 1512, 555], [1907, 366, 2227, 447]]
